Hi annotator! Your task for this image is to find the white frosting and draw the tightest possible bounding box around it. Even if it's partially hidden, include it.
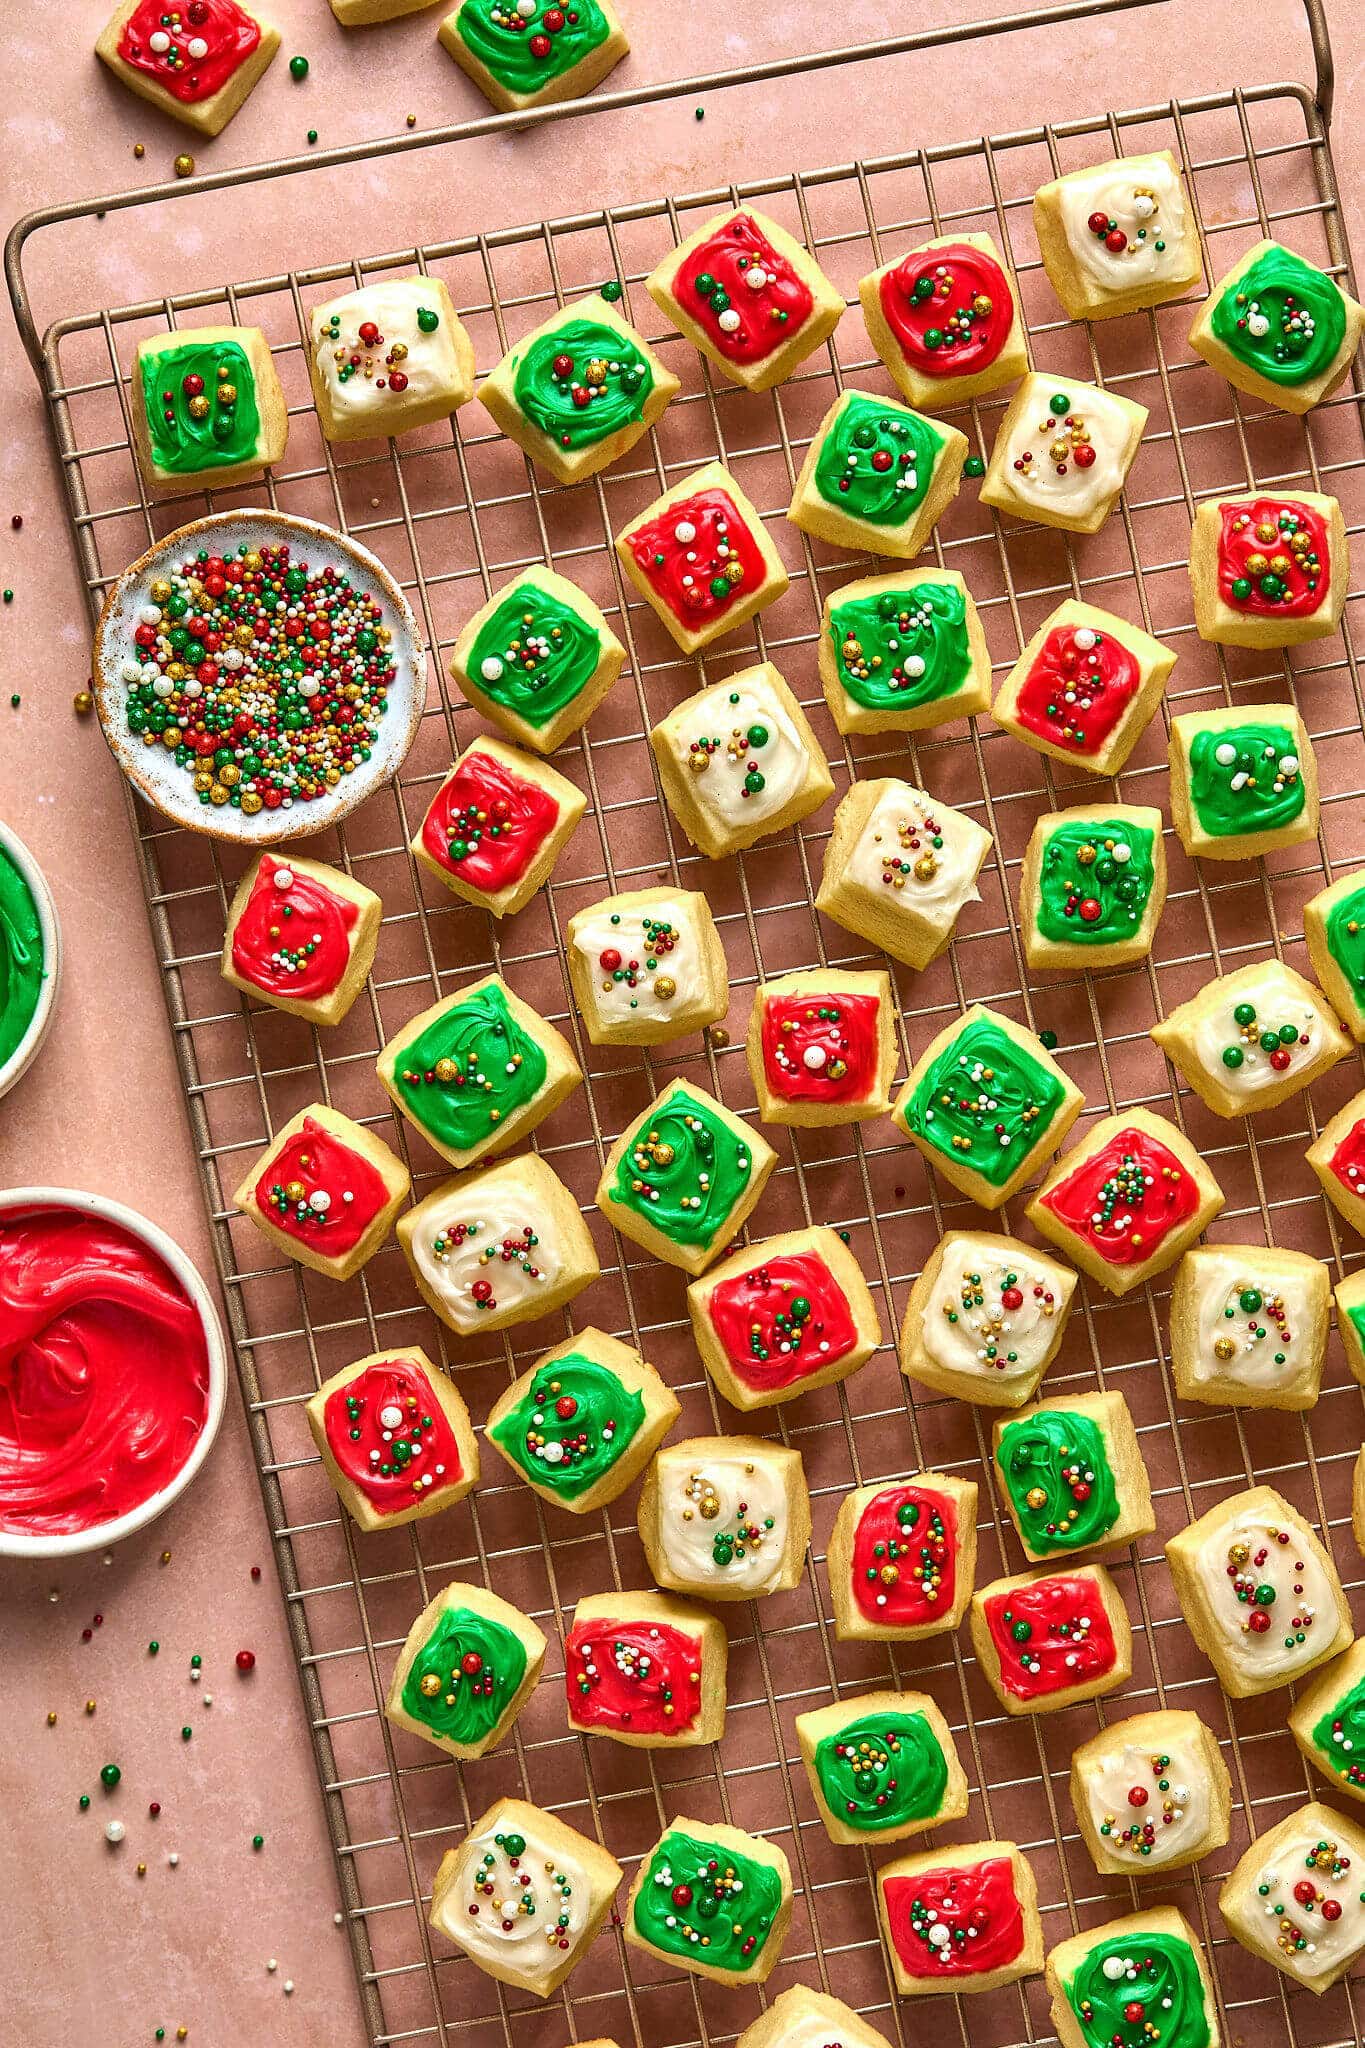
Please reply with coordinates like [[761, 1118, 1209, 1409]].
[[998, 381, 1134, 520], [1189, 967, 1332, 1103], [1077, 1733, 1210, 1869], [669, 678, 809, 835], [773, 2013, 885, 2048], [1058, 157, 1189, 289], [1187, 1248, 1316, 1392], [1236, 1819, 1365, 1981], [1193, 1504, 1337, 1687], [920, 1234, 1064, 1387], [846, 782, 989, 927], [433, 1818, 588, 1969], [572, 898, 705, 1031], [312, 279, 464, 425], [409, 1183, 562, 1335], [656, 1451, 789, 1596]]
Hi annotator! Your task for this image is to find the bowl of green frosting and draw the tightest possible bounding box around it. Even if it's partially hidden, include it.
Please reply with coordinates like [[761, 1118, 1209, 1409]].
[[0, 819, 60, 1101]]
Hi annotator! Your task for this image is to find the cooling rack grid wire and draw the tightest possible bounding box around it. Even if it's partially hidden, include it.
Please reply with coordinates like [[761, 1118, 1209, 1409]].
[[12, 19, 1365, 2048]]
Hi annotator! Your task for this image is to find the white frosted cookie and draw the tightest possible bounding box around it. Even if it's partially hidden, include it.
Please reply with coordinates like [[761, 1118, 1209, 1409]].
[[397, 1151, 599, 1337], [1033, 151, 1202, 320], [1068, 1709, 1231, 1875], [308, 277, 475, 441], [815, 777, 992, 970], [1220, 1800, 1365, 1994], [565, 886, 728, 1046], [1152, 959, 1348, 1119], [637, 1435, 811, 1601], [900, 1230, 1078, 1408], [980, 372, 1147, 535], [736, 1988, 893, 2048], [649, 663, 833, 859], [1169, 1243, 1330, 1410]]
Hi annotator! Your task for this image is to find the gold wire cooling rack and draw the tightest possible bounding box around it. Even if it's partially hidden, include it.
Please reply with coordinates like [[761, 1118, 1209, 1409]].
[[11, 2, 1365, 2042]]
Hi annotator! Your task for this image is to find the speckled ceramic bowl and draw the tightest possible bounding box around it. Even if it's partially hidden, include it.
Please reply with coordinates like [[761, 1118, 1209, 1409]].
[[91, 510, 426, 846], [0, 818, 61, 1102]]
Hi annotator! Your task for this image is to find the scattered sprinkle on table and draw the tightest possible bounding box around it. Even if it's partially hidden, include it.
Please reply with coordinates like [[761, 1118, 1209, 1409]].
[[289, 54, 309, 79], [964, 454, 986, 477], [101, 1763, 121, 1788], [307, 129, 318, 145], [174, 155, 194, 178], [74, 690, 92, 715], [236, 1648, 255, 1672]]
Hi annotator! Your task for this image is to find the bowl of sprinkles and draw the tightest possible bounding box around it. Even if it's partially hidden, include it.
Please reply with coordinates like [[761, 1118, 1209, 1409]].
[[91, 511, 426, 844], [0, 819, 61, 1101]]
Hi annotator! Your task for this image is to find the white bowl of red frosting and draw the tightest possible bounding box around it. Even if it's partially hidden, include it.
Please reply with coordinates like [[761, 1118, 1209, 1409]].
[[0, 1187, 226, 1557]]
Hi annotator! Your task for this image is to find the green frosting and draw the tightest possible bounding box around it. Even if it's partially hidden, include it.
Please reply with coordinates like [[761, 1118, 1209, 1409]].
[[1311, 1668, 1365, 1790], [1349, 1303, 1365, 1356], [0, 843, 44, 1074], [813, 393, 946, 526], [1186, 721, 1305, 839], [1063, 1931, 1210, 2048], [1324, 882, 1365, 1023], [997, 1409, 1119, 1554], [610, 1087, 756, 1249], [139, 338, 261, 474], [512, 319, 653, 451], [1210, 244, 1348, 388], [828, 579, 971, 712], [454, 0, 611, 94], [393, 982, 546, 1154], [1035, 817, 1157, 948], [399, 1604, 528, 1748], [465, 581, 602, 727], [900, 1014, 1068, 1189], [633, 1828, 784, 1971], [812, 1710, 948, 1833], [489, 1353, 646, 1501]]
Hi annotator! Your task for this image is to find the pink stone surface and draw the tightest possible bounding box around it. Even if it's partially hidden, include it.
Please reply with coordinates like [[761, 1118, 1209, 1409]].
[[1, 1, 1359, 2041]]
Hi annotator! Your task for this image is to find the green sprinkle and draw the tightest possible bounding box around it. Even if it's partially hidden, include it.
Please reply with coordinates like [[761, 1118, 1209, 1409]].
[[695, 106, 704, 120], [289, 54, 309, 79], [181, 1726, 192, 1741], [253, 1833, 265, 1850], [100, 1763, 121, 1789], [307, 128, 318, 144], [1039, 1028, 1058, 1050], [964, 454, 986, 478]]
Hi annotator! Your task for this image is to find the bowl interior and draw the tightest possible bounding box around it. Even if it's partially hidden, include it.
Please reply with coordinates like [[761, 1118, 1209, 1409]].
[[0, 818, 62, 1100]]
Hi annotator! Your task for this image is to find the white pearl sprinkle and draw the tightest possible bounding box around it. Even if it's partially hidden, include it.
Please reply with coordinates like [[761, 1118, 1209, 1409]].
[[105, 1820, 125, 1844], [480, 656, 504, 683], [673, 520, 697, 543]]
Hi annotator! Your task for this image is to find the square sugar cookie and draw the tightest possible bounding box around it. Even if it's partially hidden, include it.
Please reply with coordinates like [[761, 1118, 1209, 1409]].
[[1306, 866, 1365, 1042], [597, 1078, 776, 1276], [1219, 1800, 1365, 1994], [485, 1326, 679, 1514], [860, 231, 1030, 409], [411, 736, 586, 918], [745, 967, 897, 1126], [307, 278, 475, 442], [1337, 1270, 1365, 1385], [1190, 239, 1365, 414], [687, 1225, 882, 1411], [221, 852, 381, 1027], [994, 599, 1175, 777], [332, 0, 440, 20], [815, 778, 993, 970], [437, 0, 627, 113], [306, 1346, 478, 1531], [899, 1229, 1078, 1409], [877, 1839, 1043, 1996], [993, 1389, 1155, 1563], [892, 1003, 1084, 1211], [429, 1796, 621, 1998], [796, 1688, 969, 1846], [818, 568, 992, 735], [563, 1588, 726, 1747], [1046, 1907, 1219, 2048], [1170, 1243, 1330, 1410], [450, 566, 624, 755], [615, 459, 789, 655], [650, 662, 833, 860], [233, 1104, 410, 1282], [1189, 490, 1348, 647], [1308, 1086, 1365, 1236], [624, 1818, 792, 1985], [1164, 1483, 1352, 1697], [96, 0, 279, 136], [131, 325, 287, 492], [398, 1152, 599, 1336], [981, 372, 1147, 535], [1033, 151, 1202, 321], [375, 971, 581, 1171], [566, 886, 728, 1045], [737, 1989, 892, 2048], [788, 387, 968, 559], [826, 1472, 978, 1641], [637, 1435, 811, 1602], [1289, 1636, 1365, 1804], [1152, 959, 1348, 1119], [1069, 1709, 1231, 1875], [1168, 702, 1317, 862], [384, 1580, 545, 1760], [478, 292, 678, 485], [645, 205, 845, 392], [1027, 1107, 1225, 1296], [1021, 805, 1167, 971], [970, 1561, 1132, 1714]]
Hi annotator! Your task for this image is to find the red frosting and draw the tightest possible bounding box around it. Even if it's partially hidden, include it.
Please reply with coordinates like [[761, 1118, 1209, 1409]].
[[882, 1855, 1025, 1978], [758, 991, 881, 1106], [321, 1358, 462, 1516], [1328, 1117, 1365, 1202], [0, 1204, 210, 1539], [118, 0, 261, 105], [564, 1616, 704, 1736], [850, 1482, 957, 1629], [420, 750, 560, 895], [878, 241, 1014, 378], [254, 1116, 390, 1256], [1038, 1125, 1199, 1268], [673, 213, 814, 365], [1217, 497, 1330, 618], [624, 488, 767, 630], [230, 855, 357, 1002], [981, 1572, 1117, 1702], [1013, 623, 1141, 756], [706, 1249, 859, 1393]]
